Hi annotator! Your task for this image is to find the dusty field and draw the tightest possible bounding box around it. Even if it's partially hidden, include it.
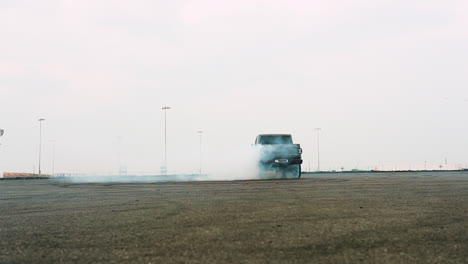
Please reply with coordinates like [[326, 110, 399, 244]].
[[0, 172, 467, 263]]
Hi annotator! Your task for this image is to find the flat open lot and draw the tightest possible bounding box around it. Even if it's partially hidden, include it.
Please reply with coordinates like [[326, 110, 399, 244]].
[[1, 172, 467, 263]]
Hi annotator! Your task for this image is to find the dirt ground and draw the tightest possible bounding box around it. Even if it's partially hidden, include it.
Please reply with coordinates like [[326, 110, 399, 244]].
[[1, 172, 467, 263]]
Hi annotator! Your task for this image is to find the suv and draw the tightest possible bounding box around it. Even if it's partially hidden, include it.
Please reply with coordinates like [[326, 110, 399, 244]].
[[255, 134, 303, 179]]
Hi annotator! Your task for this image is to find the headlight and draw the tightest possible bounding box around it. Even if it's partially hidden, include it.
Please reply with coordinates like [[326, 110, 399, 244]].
[[298, 148, 302, 154]]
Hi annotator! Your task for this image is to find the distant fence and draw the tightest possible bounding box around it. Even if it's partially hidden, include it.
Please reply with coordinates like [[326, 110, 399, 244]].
[[53, 173, 88, 177]]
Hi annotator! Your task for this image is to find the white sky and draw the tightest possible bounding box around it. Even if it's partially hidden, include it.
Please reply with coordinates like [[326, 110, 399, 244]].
[[1, 0, 467, 174]]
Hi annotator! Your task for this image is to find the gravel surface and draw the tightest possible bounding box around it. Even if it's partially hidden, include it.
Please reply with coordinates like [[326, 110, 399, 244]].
[[1, 172, 467, 263]]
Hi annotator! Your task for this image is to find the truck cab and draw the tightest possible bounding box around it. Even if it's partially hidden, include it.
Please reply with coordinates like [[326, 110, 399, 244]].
[[255, 134, 303, 179]]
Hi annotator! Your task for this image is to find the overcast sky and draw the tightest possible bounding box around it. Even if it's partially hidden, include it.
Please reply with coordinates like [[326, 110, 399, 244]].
[[1, 0, 467, 174]]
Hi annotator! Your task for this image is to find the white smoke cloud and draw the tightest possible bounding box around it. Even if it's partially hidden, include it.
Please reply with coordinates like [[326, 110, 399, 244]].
[[58, 144, 262, 183], [58, 136, 305, 183]]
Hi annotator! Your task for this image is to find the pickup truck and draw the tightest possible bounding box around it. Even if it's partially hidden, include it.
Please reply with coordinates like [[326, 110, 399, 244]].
[[255, 134, 303, 179]]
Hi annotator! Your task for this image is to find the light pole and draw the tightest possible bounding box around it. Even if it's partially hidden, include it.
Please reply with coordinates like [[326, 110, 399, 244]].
[[162, 106, 171, 175], [38, 118, 46, 175], [315, 128, 321, 171], [117, 136, 125, 175], [0, 129, 3, 148], [49, 140, 55, 176], [0, 129, 3, 173], [197, 131, 203, 175]]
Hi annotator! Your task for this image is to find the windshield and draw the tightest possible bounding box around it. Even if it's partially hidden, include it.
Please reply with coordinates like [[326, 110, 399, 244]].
[[257, 135, 293, 144]]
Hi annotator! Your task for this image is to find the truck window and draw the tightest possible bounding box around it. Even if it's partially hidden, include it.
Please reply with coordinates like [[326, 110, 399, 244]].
[[258, 135, 293, 144]]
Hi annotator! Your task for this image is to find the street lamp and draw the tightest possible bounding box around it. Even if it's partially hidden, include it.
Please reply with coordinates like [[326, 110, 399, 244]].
[[38, 118, 46, 175], [49, 140, 55, 176], [197, 131, 203, 175], [161, 106, 171, 175], [0, 129, 3, 172], [0, 128, 4, 148], [315, 128, 321, 171]]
